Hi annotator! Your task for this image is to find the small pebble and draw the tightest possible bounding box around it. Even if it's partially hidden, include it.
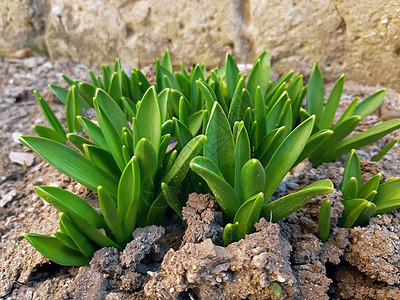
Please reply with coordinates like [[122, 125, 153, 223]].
[[9, 152, 35, 166], [23, 57, 46, 69], [0, 190, 17, 207], [12, 132, 23, 144]]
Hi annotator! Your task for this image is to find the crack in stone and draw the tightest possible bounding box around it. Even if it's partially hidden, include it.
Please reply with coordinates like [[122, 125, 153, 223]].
[[230, 0, 255, 62]]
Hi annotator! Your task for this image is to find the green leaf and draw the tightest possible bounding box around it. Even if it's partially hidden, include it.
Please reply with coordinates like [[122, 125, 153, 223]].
[[223, 222, 239, 246], [234, 122, 251, 196], [287, 75, 303, 106], [234, 192, 264, 239], [67, 133, 94, 153], [246, 51, 271, 104], [33, 125, 67, 144], [95, 88, 130, 138], [342, 177, 358, 201], [341, 150, 361, 191], [228, 78, 247, 126], [178, 96, 189, 126], [336, 97, 359, 124], [19, 136, 117, 197], [102, 65, 112, 91], [158, 134, 171, 169], [310, 116, 361, 165], [190, 65, 205, 111], [163, 135, 206, 188], [77, 116, 108, 150], [197, 80, 217, 116], [98, 186, 124, 244], [225, 53, 239, 98], [136, 86, 161, 155], [358, 173, 382, 199], [23, 233, 90, 266], [255, 126, 285, 166], [35, 186, 107, 229], [188, 110, 205, 136], [319, 75, 344, 129], [77, 82, 96, 107], [147, 191, 168, 226], [266, 92, 289, 133], [120, 156, 141, 236], [161, 119, 174, 136], [121, 97, 136, 119], [239, 159, 265, 203], [263, 116, 315, 202], [48, 85, 68, 105], [375, 199, 400, 215], [59, 213, 97, 257], [176, 72, 191, 100], [319, 199, 331, 242], [161, 182, 183, 220], [265, 70, 294, 103], [353, 89, 386, 120], [262, 179, 334, 222], [364, 190, 377, 202], [161, 49, 173, 73], [173, 117, 193, 148], [204, 102, 235, 186], [158, 89, 170, 124], [374, 178, 400, 205], [372, 139, 398, 162], [135, 138, 158, 183], [83, 144, 120, 179], [66, 212, 121, 250], [307, 63, 325, 123], [294, 129, 333, 166], [94, 99, 125, 172], [190, 156, 240, 221], [53, 231, 80, 252], [66, 86, 82, 132], [325, 119, 400, 162], [34, 90, 66, 136], [254, 86, 267, 148], [340, 200, 375, 228]]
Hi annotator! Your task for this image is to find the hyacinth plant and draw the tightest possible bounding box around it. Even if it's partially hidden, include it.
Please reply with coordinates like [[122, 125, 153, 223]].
[[301, 64, 400, 166], [40, 50, 400, 170], [20, 49, 400, 264], [20, 86, 205, 265], [318, 148, 400, 242], [339, 149, 400, 227], [190, 102, 334, 245]]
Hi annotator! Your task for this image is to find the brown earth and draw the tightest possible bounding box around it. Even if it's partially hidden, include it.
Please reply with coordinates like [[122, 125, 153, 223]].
[[2, 54, 400, 299]]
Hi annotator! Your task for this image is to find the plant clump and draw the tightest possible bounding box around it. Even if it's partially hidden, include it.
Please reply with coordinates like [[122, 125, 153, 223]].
[[19, 49, 400, 266]]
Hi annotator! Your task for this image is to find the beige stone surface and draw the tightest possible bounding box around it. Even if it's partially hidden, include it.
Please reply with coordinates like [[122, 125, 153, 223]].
[[1, 0, 400, 91], [0, 0, 46, 54], [43, 0, 236, 68]]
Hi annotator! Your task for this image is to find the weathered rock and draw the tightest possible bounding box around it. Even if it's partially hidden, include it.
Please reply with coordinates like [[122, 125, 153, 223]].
[[181, 193, 224, 246], [3, 1, 400, 92], [144, 219, 297, 299], [334, 263, 400, 300], [345, 214, 400, 285]]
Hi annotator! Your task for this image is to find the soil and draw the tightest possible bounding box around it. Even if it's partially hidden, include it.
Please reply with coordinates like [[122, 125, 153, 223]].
[[2, 54, 400, 299]]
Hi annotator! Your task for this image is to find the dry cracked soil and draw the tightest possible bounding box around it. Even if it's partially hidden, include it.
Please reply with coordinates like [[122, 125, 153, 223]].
[[2, 53, 400, 299]]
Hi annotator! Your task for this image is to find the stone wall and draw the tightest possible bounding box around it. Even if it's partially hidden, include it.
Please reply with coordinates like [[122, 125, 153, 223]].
[[1, 0, 400, 90]]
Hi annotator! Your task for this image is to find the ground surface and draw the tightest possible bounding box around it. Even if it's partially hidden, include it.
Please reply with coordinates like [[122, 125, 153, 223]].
[[2, 54, 400, 299]]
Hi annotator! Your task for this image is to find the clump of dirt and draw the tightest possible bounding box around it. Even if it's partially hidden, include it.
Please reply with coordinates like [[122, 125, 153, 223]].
[[181, 192, 224, 246], [145, 218, 297, 299], [345, 213, 400, 285], [64, 225, 166, 299], [334, 263, 400, 299]]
